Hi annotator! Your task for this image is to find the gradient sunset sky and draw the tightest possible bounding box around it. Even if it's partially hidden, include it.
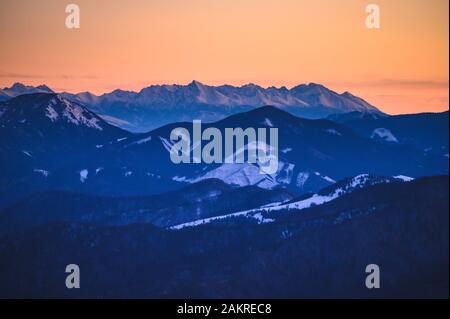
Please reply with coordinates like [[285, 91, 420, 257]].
[[0, 0, 448, 114]]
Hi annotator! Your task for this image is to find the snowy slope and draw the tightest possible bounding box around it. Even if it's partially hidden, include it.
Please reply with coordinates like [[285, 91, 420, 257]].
[[0, 94, 446, 209], [170, 174, 414, 229], [62, 81, 383, 131]]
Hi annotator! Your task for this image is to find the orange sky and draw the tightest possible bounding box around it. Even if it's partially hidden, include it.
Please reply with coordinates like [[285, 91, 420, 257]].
[[0, 0, 448, 114]]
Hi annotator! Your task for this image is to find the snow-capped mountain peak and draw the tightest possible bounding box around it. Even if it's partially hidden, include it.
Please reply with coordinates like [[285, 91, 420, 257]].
[[46, 95, 103, 130], [0, 82, 384, 131], [1, 82, 53, 99], [0, 93, 105, 131]]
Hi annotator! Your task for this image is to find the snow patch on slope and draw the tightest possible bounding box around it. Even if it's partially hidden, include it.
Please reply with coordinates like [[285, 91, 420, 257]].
[[33, 169, 49, 177], [264, 118, 274, 127], [326, 129, 342, 136], [130, 136, 152, 145], [394, 175, 414, 182], [189, 163, 278, 188], [49, 96, 103, 130], [296, 172, 310, 187], [187, 160, 296, 190], [371, 128, 398, 143], [22, 150, 32, 157], [79, 169, 88, 183], [45, 105, 59, 122], [323, 175, 336, 183]]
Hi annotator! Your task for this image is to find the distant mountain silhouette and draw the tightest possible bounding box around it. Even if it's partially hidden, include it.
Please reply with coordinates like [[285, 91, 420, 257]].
[[0, 82, 53, 101], [329, 111, 449, 157], [0, 82, 384, 131]]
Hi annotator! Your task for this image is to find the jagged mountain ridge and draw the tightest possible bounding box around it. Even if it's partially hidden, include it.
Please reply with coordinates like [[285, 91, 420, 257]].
[[0, 82, 53, 101], [0, 81, 384, 131]]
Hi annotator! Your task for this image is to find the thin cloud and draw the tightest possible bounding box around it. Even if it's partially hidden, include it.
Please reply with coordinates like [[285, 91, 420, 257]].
[[0, 72, 99, 80], [374, 79, 449, 89], [60, 74, 99, 80], [0, 72, 43, 79], [332, 79, 449, 89]]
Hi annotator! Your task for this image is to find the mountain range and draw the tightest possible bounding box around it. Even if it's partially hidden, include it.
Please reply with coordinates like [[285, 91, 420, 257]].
[[0, 88, 448, 298], [0, 82, 53, 101], [328, 111, 449, 157], [2, 82, 384, 131], [1, 175, 447, 298], [0, 93, 447, 209], [0, 174, 414, 236]]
